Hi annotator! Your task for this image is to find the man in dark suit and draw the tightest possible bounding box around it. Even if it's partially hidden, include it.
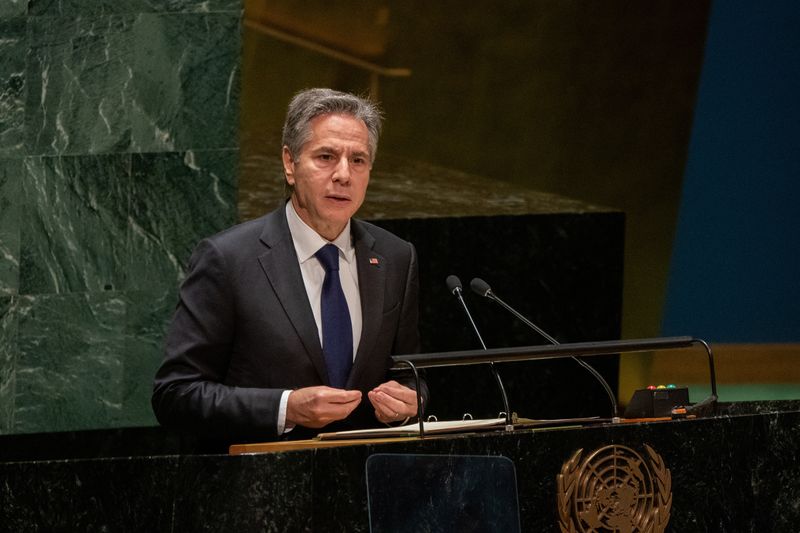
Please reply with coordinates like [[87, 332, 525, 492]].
[[152, 88, 423, 443]]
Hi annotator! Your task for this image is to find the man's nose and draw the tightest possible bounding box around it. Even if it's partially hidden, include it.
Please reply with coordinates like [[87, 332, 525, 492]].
[[332, 156, 351, 183]]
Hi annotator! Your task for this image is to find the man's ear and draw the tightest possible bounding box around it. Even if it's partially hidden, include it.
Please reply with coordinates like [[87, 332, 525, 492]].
[[282, 146, 295, 186]]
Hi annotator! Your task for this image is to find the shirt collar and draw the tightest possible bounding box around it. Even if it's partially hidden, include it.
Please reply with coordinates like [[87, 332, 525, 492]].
[[285, 200, 355, 264]]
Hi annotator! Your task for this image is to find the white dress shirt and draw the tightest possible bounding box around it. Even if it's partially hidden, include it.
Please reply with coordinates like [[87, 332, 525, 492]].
[[277, 201, 363, 434]]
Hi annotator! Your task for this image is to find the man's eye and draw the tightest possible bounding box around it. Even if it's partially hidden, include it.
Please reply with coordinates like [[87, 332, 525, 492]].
[[318, 154, 334, 161]]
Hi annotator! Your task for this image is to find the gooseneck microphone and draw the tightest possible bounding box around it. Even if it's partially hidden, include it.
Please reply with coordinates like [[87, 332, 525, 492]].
[[446, 275, 487, 349], [446, 275, 512, 429], [470, 277, 620, 420]]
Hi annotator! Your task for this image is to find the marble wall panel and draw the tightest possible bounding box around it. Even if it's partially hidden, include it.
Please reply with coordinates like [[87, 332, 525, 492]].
[[28, 0, 240, 16], [0, 17, 26, 155], [0, 159, 21, 295], [0, 0, 242, 436], [0, 296, 18, 432], [121, 288, 176, 427], [25, 14, 139, 155], [17, 150, 238, 295], [12, 292, 129, 433], [25, 12, 240, 156], [4, 289, 179, 433], [129, 13, 240, 152], [128, 149, 237, 289], [19, 154, 131, 294], [0, 2, 27, 17]]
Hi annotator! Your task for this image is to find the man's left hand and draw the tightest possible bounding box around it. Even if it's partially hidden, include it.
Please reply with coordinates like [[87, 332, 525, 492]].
[[368, 380, 418, 424]]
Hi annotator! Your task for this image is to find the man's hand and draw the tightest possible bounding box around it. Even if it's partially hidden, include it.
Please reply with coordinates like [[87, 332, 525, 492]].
[[368, 380, 418, 424], [286, 386, 362, 428]]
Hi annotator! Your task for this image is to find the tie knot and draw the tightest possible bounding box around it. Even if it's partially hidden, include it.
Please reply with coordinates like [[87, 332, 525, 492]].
[[315, 244, 340, 272]]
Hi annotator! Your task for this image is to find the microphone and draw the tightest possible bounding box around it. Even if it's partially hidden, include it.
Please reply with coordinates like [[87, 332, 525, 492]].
[[446, 275, 486, 350], [445, 275, 512, 429], [470, 277, 620, 420]]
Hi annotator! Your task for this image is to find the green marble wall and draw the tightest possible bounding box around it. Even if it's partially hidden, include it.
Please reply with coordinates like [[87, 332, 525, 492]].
[[0, 1, 241, 434]]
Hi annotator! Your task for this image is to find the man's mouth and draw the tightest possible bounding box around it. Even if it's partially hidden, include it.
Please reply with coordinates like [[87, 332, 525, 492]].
[[326, 194, 350, 203]]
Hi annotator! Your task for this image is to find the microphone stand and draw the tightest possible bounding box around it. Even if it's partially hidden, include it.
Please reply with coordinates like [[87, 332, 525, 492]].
[[471, 278, 620, 421], [391, 336, 717, 418], [447, 276, 514, 430]]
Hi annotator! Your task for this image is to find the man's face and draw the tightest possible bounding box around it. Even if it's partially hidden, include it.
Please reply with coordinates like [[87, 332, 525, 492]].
[[283, 113, 372, 241]]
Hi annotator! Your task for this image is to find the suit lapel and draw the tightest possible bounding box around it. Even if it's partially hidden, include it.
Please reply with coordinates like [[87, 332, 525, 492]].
[[348, 220, 385, 389], [256, 207, 329, 385]]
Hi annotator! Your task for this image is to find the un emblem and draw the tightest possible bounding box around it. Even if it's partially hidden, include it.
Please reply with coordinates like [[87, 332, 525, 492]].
[[557, 444, 672, 533]]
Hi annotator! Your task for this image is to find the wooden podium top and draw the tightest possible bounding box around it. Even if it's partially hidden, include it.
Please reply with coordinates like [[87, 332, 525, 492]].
[[229, 436, 424, 455], [228, 416, 615, 455]]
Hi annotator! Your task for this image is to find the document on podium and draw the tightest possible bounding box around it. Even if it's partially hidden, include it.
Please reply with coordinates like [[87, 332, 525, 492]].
[[316, 416, 601, 440]]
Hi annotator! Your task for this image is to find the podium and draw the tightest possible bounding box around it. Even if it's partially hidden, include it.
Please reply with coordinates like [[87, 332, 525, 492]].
[[2, 401, 800, 531]]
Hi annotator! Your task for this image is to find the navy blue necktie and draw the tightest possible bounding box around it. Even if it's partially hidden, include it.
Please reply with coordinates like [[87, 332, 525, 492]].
[[315, 244, 353, 388]]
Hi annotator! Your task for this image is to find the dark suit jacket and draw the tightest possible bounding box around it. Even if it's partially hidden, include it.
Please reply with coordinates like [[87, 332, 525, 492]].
[[152, 204, 422, 443]]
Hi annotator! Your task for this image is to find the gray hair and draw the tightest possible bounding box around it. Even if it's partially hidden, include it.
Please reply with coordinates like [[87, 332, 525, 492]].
[[281, 88, 383, 163]]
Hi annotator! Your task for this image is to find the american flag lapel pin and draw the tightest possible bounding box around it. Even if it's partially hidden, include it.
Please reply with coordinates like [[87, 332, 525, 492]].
[[369, 257, 379, 265]]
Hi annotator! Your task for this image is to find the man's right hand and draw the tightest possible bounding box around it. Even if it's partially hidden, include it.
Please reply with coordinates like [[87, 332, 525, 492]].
[[285, 386, 362, 428]]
